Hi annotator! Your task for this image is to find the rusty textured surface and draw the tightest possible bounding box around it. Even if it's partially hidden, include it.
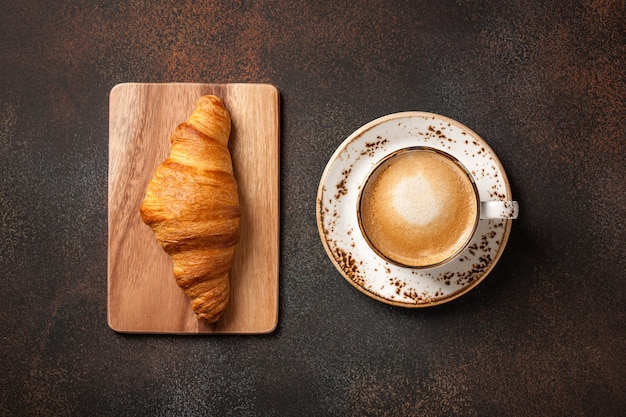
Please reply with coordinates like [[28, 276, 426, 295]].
[[1, 0, 624, 416]]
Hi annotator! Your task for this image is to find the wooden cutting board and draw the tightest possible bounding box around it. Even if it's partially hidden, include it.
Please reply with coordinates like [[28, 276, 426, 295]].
[[108, 83, 280, 334]]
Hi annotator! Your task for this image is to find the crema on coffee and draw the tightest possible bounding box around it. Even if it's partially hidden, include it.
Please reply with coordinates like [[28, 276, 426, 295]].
[[359, 148, 478, 267]]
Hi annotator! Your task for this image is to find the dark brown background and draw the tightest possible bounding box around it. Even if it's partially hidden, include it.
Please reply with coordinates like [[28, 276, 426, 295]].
[[1, 1, 624, 416]]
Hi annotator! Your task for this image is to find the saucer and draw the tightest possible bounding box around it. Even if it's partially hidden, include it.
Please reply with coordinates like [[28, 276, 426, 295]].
[[316, 112, 514, 307]]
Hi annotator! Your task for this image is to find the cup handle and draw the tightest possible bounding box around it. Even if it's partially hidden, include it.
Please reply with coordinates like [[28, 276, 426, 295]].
[[480, 201, 519, 219]]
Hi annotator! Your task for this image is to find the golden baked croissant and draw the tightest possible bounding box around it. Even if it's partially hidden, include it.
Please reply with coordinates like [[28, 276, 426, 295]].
[[139, 95, 241, 323]]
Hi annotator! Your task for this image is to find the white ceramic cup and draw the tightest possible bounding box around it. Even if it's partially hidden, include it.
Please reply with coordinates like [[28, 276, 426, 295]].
[[357, 146, 518, 269]]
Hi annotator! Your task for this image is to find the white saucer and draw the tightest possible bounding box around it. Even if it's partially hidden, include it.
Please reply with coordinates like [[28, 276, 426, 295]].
[[316, 112, 515, 307]]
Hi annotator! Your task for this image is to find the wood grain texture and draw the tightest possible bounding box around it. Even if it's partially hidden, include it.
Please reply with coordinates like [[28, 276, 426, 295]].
[[108, 83, 280, 334]]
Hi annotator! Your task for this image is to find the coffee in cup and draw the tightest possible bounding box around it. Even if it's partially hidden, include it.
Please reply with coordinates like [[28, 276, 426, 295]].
[[358, 147, 481, 268]]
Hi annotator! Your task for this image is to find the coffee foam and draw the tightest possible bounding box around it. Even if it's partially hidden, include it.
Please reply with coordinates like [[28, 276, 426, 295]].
[[391, 175, 440, 225], [360, 150, 478, 267]]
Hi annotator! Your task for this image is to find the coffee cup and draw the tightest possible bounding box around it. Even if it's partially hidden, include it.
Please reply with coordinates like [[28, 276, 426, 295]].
[[357, 146, 518, 269]]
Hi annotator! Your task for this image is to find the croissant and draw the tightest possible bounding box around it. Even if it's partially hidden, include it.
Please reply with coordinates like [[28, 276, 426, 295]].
[[139, 95, 241, 323]]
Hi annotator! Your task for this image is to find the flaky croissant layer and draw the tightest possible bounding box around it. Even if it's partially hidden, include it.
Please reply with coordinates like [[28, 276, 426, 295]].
[[140, 95, 241, 323]]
